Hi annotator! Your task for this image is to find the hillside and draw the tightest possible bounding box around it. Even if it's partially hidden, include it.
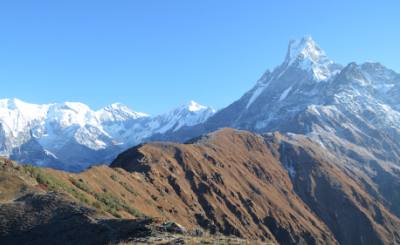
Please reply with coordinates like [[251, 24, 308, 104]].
[[0, 157, 263, 245], [2, 128, 400, 244]]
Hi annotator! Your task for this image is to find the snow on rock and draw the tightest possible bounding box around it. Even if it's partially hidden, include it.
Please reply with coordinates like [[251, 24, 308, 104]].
[[279, 86, 293, 101], [246, 72, 272, 109], [147, 101, 216, 134], [283, 36, 341, 81], [0, 98, 49, 136], [0, 98, 215, 170], [245, 37, 340, 111], [96, 103, 149, 122], [188, 100, 207, 112]]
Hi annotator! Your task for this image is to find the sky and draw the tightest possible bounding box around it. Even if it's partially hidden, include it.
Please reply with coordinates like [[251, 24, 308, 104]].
[[0, 1, 399, 115]]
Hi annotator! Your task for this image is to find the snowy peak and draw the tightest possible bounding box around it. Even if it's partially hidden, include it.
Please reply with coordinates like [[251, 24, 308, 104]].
[[172, 100, 215, 114], [46, 102, 96, 128], [187, 100, 208, 112], [0, 98, 49, 112], [286, 36, 326, 65], [0, 98, 215, 170], [282, 36, 341, 81], [0, 98, 22, 110], [0, 99, 50, 133], [103, 103, 137, 113], [148, 101, 215, 134], [245, 37, 340, 109], [360, 62, 400, 85], [61, 102, 92, 113], [97, 103, 148, 122]]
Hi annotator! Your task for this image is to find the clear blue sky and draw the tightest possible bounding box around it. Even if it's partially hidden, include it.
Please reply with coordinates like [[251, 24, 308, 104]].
[[0, 1, 399, 114]]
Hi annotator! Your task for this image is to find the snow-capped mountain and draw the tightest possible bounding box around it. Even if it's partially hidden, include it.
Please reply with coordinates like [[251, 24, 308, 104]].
[[153, 38, 400, 234], [148, 100, 215, 134], [3, 36, 400, 173], [161, 37, 400, 167], [0, 99, 215, 171]]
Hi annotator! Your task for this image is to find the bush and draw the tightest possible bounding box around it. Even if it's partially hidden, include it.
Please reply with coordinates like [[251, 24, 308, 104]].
[[110, 174, 118, 181], [70, 178, 92, 193], [24, 165, 66, 192], [119, 181, 138, 196], [24, 165, 91, 205], [23, 165, 145, 219], [94, 192, 145, 218]]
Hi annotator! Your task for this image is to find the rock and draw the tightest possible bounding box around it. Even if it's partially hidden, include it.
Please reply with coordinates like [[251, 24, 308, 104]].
[[161, 221, 187, 234]]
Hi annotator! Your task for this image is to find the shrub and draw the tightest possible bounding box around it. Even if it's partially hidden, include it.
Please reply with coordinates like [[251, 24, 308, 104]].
[[94, 192, 145, 218], [24, 165, 66, 192], [110, 174, 118, 181], [24, 165, 91, 205], [70, 178, 92, 193], [23, 165, 145, 219], [119, 181, 138, 196]]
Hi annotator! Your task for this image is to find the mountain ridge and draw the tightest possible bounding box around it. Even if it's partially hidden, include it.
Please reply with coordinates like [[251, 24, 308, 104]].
[[2, 36, 400, 174], [2, 128, 400, 244], [156, 37, 400, 157], [0, 98, 215, 171]]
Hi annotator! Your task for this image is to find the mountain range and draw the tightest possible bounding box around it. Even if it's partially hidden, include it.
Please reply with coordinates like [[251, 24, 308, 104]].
[[3, 36, 400, 173], [160, 36, 400, 145], [0, 99, 215, 171], [2, 36, 400, 244]]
